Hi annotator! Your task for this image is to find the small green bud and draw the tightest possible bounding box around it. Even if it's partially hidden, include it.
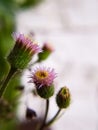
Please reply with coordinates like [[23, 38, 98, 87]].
[[56, 87, 71, 109], [38, 43, 54, 62], [37, 84, 54, 99]]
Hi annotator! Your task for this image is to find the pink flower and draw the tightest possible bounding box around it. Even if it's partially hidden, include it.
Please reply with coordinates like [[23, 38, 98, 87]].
[[7, 32, 42, 69], [30, 66, 57, 88], [12, 32, 41, 55]]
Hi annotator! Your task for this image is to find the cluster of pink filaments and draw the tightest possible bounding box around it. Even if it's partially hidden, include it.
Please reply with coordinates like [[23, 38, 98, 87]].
[[13, 32, 41, 55], [30, 67, 57, 88]]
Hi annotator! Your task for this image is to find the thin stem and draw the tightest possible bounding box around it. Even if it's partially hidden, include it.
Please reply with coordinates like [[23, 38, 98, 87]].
[[39, 99, 49, 130], [45, 108, 61, 127], [0, 67, 17, 98]]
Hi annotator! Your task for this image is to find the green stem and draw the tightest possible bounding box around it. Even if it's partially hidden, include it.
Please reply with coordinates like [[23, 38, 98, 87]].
[[39, 99, 49, 130], [45, 108, 61, 127], [0, 67, 17, 98]]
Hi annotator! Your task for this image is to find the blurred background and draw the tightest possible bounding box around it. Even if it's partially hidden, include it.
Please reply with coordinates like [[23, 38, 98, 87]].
[[0, 0, 98, 130]]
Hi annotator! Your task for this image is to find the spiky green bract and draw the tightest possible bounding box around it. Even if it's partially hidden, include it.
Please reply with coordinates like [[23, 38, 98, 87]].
[[37, 84, 54, 99]]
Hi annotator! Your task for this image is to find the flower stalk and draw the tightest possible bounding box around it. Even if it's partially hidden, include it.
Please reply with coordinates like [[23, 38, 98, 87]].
[[0, 67, 17, 97], [45, 108, 61, 127], [39, 99, 49, 130]]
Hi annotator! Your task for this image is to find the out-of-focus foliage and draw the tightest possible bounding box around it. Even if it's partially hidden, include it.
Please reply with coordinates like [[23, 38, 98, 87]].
[[0, 0, 44, 80], [15, 0, 43, 8], [0, 0, 44, 129]]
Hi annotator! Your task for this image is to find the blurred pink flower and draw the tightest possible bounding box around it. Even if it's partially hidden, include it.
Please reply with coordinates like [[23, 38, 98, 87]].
[[8, 32, 42, 69], [13, 32, 42, 55]]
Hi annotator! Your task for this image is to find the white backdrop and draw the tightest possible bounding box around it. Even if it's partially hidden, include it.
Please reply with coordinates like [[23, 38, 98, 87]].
[[16, 0, 98, 130]]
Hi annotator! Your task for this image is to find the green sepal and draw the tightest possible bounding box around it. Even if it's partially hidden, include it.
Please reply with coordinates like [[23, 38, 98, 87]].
[[37, 84, 54, 99]]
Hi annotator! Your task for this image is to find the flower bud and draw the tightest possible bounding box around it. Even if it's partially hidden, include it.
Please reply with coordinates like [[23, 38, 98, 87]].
[[7, 33, 41, 70], [56, 87, 71, 109], [38, 43, 54, 62]]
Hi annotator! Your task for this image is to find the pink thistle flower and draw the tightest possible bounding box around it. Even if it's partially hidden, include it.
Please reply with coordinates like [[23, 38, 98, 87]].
[[7, 32, 42, 69], [30, 66, 57, 88], [13, 32, 41, 55]]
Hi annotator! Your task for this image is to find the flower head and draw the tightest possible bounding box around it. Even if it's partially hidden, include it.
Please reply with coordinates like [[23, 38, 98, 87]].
[[30, 66, 57, 99], [7, 32, 41, 69], [30, 66, 56, 88], [13, 32, 41, 55]]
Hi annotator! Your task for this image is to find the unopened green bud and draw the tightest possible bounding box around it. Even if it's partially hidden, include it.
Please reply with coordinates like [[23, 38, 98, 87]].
[[56, 87, 71, 109], [38, 43, 54, 62]]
